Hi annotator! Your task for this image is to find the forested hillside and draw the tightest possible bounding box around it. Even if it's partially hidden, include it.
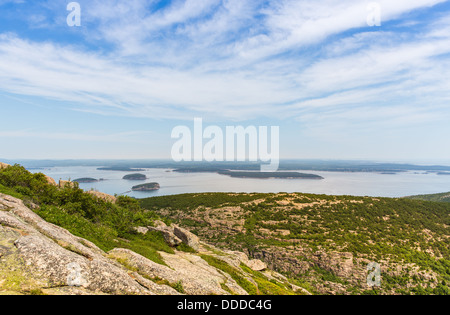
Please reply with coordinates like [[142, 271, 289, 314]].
[[141, 192, 450, 295], [406, 192, 450, 203]]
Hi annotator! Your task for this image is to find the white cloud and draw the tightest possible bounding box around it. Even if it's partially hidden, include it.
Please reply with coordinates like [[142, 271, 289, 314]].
[[0, 129, 154, 143], [0, 0, 449, 127]]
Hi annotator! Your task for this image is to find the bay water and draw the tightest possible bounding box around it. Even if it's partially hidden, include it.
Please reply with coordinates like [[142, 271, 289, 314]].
[[29, 166, 450, 199]]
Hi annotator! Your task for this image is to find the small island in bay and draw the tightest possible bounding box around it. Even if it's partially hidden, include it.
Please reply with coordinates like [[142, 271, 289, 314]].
[[123, 173, 147, 180], [131, 182, 160, 191], [217, 171, 324, 179], [73, 178, 99, 183]]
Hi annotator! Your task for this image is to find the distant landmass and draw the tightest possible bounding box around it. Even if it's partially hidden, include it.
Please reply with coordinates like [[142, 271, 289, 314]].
[[123, 173, 147, 180], [132, 182, 160, 191], [6, 159, 450, 174], [217, 171, 324, 179], [124, 160, 450, 173], [173, 168, 323, 179], [98, 166, 145, 172], [73, 178, 99, 183], [174, 167, 226, 173]]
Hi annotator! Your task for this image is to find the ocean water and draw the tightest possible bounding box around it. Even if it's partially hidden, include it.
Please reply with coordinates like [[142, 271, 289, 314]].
[[28, 166, 450, 199]]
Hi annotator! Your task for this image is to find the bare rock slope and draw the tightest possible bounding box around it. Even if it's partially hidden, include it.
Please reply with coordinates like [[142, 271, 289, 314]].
[[0, 193, 302, 295]]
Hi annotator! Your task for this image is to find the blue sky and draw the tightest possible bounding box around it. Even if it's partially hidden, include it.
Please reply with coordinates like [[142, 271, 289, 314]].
[[0, 0, 450, 163]]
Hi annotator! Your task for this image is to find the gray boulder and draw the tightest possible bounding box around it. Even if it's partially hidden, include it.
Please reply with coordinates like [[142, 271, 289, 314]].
[[247, 259, 268, 271], [173, 225, 200, 251], [147, 220, 183, 247]]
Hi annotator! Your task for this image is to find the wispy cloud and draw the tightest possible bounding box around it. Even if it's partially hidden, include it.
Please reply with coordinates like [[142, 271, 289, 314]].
[[0, 0, 449, 126], [0, 129, 156, 143]]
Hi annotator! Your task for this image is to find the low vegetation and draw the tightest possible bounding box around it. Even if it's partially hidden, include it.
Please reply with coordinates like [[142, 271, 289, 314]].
[[141, 192, 450, 295], [406, 192, 450, 203], [0, 164, 304, 295], [1, 164, 449, 295], [0, 165, 171, 264]]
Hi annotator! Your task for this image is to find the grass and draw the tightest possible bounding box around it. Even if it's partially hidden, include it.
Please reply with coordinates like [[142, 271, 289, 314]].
[[34, 204, 118, 251], [0, 183, 24, 199], [200, 254, 259, 295], [240, 264, 301, 295], [112, 257, 185, 293], [149, 277, 185, 294], [200, 254, 301, 295]]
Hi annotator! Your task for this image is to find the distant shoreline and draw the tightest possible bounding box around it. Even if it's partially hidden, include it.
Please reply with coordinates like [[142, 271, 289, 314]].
[[217, 170, 324, 179], [97, 167, 146, 172], [25, 165, 450, 199], [173, 168, 324, 179], [73, 178, 101, 183], [8, 159, 448, 174]]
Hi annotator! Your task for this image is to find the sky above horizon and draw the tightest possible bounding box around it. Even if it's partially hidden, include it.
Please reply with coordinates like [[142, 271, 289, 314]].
[[0, 0, 450, 163]]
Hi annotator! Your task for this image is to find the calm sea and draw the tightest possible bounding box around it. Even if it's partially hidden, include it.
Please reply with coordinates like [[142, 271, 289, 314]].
[[28, 166, 450, 198]]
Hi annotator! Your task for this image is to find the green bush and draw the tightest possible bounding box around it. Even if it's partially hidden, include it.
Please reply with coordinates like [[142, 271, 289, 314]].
[[0, 165, 172, 264]]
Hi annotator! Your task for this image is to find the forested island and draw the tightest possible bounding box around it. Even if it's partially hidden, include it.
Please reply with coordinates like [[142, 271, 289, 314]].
[[217, 171, 324, 179], [131, 182, 160, 191], [98, 167, 145, 172], [73, 178, 99, 183], [173, 167, 226, 173], [123, 173, 147, 180], [173, 168, 323, 179]]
